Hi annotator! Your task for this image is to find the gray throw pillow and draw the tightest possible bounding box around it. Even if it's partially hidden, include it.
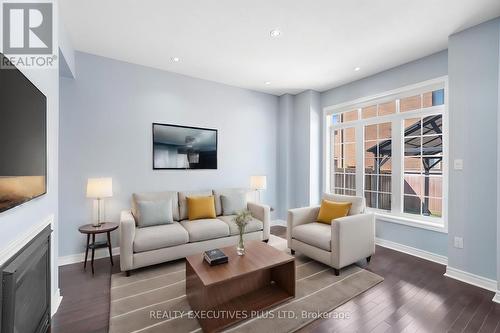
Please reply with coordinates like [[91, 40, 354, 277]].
[[221, 193, 247, 215], [135, 199, 173, 228]]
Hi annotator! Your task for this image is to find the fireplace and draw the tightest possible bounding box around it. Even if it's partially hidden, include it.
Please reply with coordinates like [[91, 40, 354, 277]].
[[1, 225, 52, 333]]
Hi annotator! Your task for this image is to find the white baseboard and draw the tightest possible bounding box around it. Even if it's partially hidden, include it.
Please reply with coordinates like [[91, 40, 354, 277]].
[[271, 219, 287, 226], [444, 266, 497, 292], [375, 237, 448, 265], [492, 292, 500, 303], [51, 288, 63, 316], [58, 247, 120, 266]]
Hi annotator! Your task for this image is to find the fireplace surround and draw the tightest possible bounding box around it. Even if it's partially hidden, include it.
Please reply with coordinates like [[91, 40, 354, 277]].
[[0, 225, 52, 333]]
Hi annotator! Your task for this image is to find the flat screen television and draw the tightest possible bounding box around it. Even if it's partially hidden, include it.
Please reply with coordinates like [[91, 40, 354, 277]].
[[153, 123, 217, 169], [0, 53, 47, 213]]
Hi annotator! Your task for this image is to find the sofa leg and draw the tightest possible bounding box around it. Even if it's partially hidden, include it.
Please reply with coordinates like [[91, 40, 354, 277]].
[[263, 239, 269, 243], [366, 256, 372, 263], [290, 249, 295, 255], [125, 270, 131, 277], [333, 268, 340, 276]]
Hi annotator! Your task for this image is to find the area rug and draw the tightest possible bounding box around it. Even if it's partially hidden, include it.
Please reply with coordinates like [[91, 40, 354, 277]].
[[109, 235, 383, 333]]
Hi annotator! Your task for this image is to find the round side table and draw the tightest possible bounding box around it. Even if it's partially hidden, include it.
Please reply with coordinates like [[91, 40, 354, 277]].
[[78, 222, 119, 274]]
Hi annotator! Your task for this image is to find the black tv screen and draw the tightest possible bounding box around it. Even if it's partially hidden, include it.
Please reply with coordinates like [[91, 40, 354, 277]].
[[153, 123, 217, 169], [0, 53, 47, 213]]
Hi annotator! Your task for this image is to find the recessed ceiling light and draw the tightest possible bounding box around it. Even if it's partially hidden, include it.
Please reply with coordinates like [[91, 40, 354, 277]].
[[265, 81, 271, 85], [171, 57, 180, 62], [354, 67, 361, 71], [270, 29, 281, 38]]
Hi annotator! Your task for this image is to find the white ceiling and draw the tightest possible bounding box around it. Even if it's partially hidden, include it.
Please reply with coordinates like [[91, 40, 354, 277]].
[[59, 0, 500, 96]]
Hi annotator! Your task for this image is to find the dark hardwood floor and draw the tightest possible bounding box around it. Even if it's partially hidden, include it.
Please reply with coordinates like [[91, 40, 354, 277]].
[[52, 226, 500, 333]]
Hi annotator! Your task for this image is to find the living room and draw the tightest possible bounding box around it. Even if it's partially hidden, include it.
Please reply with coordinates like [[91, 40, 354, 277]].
[[1, 0, 500, 332]]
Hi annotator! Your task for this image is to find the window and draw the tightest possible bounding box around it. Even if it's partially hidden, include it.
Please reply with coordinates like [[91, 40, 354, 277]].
[[403, 115, 443, 217], [364, 122, 392, 210], [330, 126, 356, 195], [325, 80, 447, 229]]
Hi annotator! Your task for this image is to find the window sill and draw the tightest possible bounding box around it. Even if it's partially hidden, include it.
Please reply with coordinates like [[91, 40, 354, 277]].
[[372, 212, 448, 234]]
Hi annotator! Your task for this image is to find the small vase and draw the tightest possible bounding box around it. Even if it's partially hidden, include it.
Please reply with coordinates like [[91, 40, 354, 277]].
[[237, 233, 245, 255]]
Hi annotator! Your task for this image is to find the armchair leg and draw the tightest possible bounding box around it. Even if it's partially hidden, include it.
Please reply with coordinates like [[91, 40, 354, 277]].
[[263, 239, 269, 243], [290, 249, 295, 255], [333, 268, 340, 276], [125, 270, 131, 277], [366, 256, 372, 263]]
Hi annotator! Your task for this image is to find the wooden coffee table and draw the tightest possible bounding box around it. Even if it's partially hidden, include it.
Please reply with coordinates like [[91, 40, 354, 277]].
[[186, 240, 295, 332]]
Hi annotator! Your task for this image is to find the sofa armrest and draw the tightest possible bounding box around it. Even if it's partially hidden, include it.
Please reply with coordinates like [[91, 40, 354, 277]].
[[120, 210, 136, 272], [331, 213, 375, 268], [247, 202, 271, 240], [287, 206, 320, 245]]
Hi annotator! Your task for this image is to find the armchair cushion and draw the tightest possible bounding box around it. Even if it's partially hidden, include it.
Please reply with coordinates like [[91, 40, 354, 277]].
[[292, 222, 331, 251], [317, 199, 351, 224], [218, 215, 263, 235], [133, 222, 188, 253], [322, 193, 365, 215]]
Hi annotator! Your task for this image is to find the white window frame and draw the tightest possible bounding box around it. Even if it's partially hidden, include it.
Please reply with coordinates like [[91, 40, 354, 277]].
[[323, 76, 449, 233]]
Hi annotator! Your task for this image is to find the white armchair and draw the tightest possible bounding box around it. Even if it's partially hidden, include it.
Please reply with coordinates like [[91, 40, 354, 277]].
[[287, 194, 375, 275]]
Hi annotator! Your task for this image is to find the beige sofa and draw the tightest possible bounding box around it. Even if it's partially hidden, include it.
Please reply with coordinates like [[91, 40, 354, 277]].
[[287, 193, 375, 275], [120, 189, 270, 275]]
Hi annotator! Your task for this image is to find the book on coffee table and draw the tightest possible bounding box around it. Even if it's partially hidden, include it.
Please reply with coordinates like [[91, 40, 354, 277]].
[[203, 248, 228, 265]]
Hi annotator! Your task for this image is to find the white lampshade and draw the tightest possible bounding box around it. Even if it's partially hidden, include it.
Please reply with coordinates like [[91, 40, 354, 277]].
[[250, 176, 267, 190], [86, 178, 113, 198]]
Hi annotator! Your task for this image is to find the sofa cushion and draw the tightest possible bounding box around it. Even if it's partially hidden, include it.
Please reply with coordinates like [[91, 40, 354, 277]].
[[187, 195, 216, 220], [133, 222, 188, 253], [213, 188, 256, 216], [221, 193, 247, 215], [135, 200, 174, 228], [218, 215, 263, 235], [292, 222, 331, 251], [322, 193, 365, 216], [178, 190, 213, 220], [132, 191, 180, 221], [180, 218, 230, 242]]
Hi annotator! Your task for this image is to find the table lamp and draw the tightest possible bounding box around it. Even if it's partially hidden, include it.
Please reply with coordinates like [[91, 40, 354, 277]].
[[250, 175, 267, 203], [86, 178, 113, 227]]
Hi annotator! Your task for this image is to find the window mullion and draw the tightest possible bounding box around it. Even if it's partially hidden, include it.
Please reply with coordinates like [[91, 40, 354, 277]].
[[355, 121, 364, 196], [391, 118, 402, 214]]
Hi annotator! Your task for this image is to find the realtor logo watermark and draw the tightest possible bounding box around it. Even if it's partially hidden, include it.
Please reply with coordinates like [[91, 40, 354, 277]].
[[1, 1, 56, 68]]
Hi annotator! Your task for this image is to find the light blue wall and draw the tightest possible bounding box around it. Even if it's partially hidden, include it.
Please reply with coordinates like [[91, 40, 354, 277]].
[[276, 90, 322, 218], [448, 18, 500, 279], [309, 91, 322, 206], [277, 94, 294, 219], [291, 91, 312, 208], [320, 50, 449, 257], [59, 52, 279, 256], [321, 51, 449, 108]]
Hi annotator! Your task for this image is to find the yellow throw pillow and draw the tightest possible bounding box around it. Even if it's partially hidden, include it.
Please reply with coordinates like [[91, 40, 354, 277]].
[[187, 196, 216, 220], [317, 199, 352, 224]]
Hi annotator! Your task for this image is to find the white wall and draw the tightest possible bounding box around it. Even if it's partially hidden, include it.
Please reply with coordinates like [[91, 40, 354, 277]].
[[59, 52, 279, 256]]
